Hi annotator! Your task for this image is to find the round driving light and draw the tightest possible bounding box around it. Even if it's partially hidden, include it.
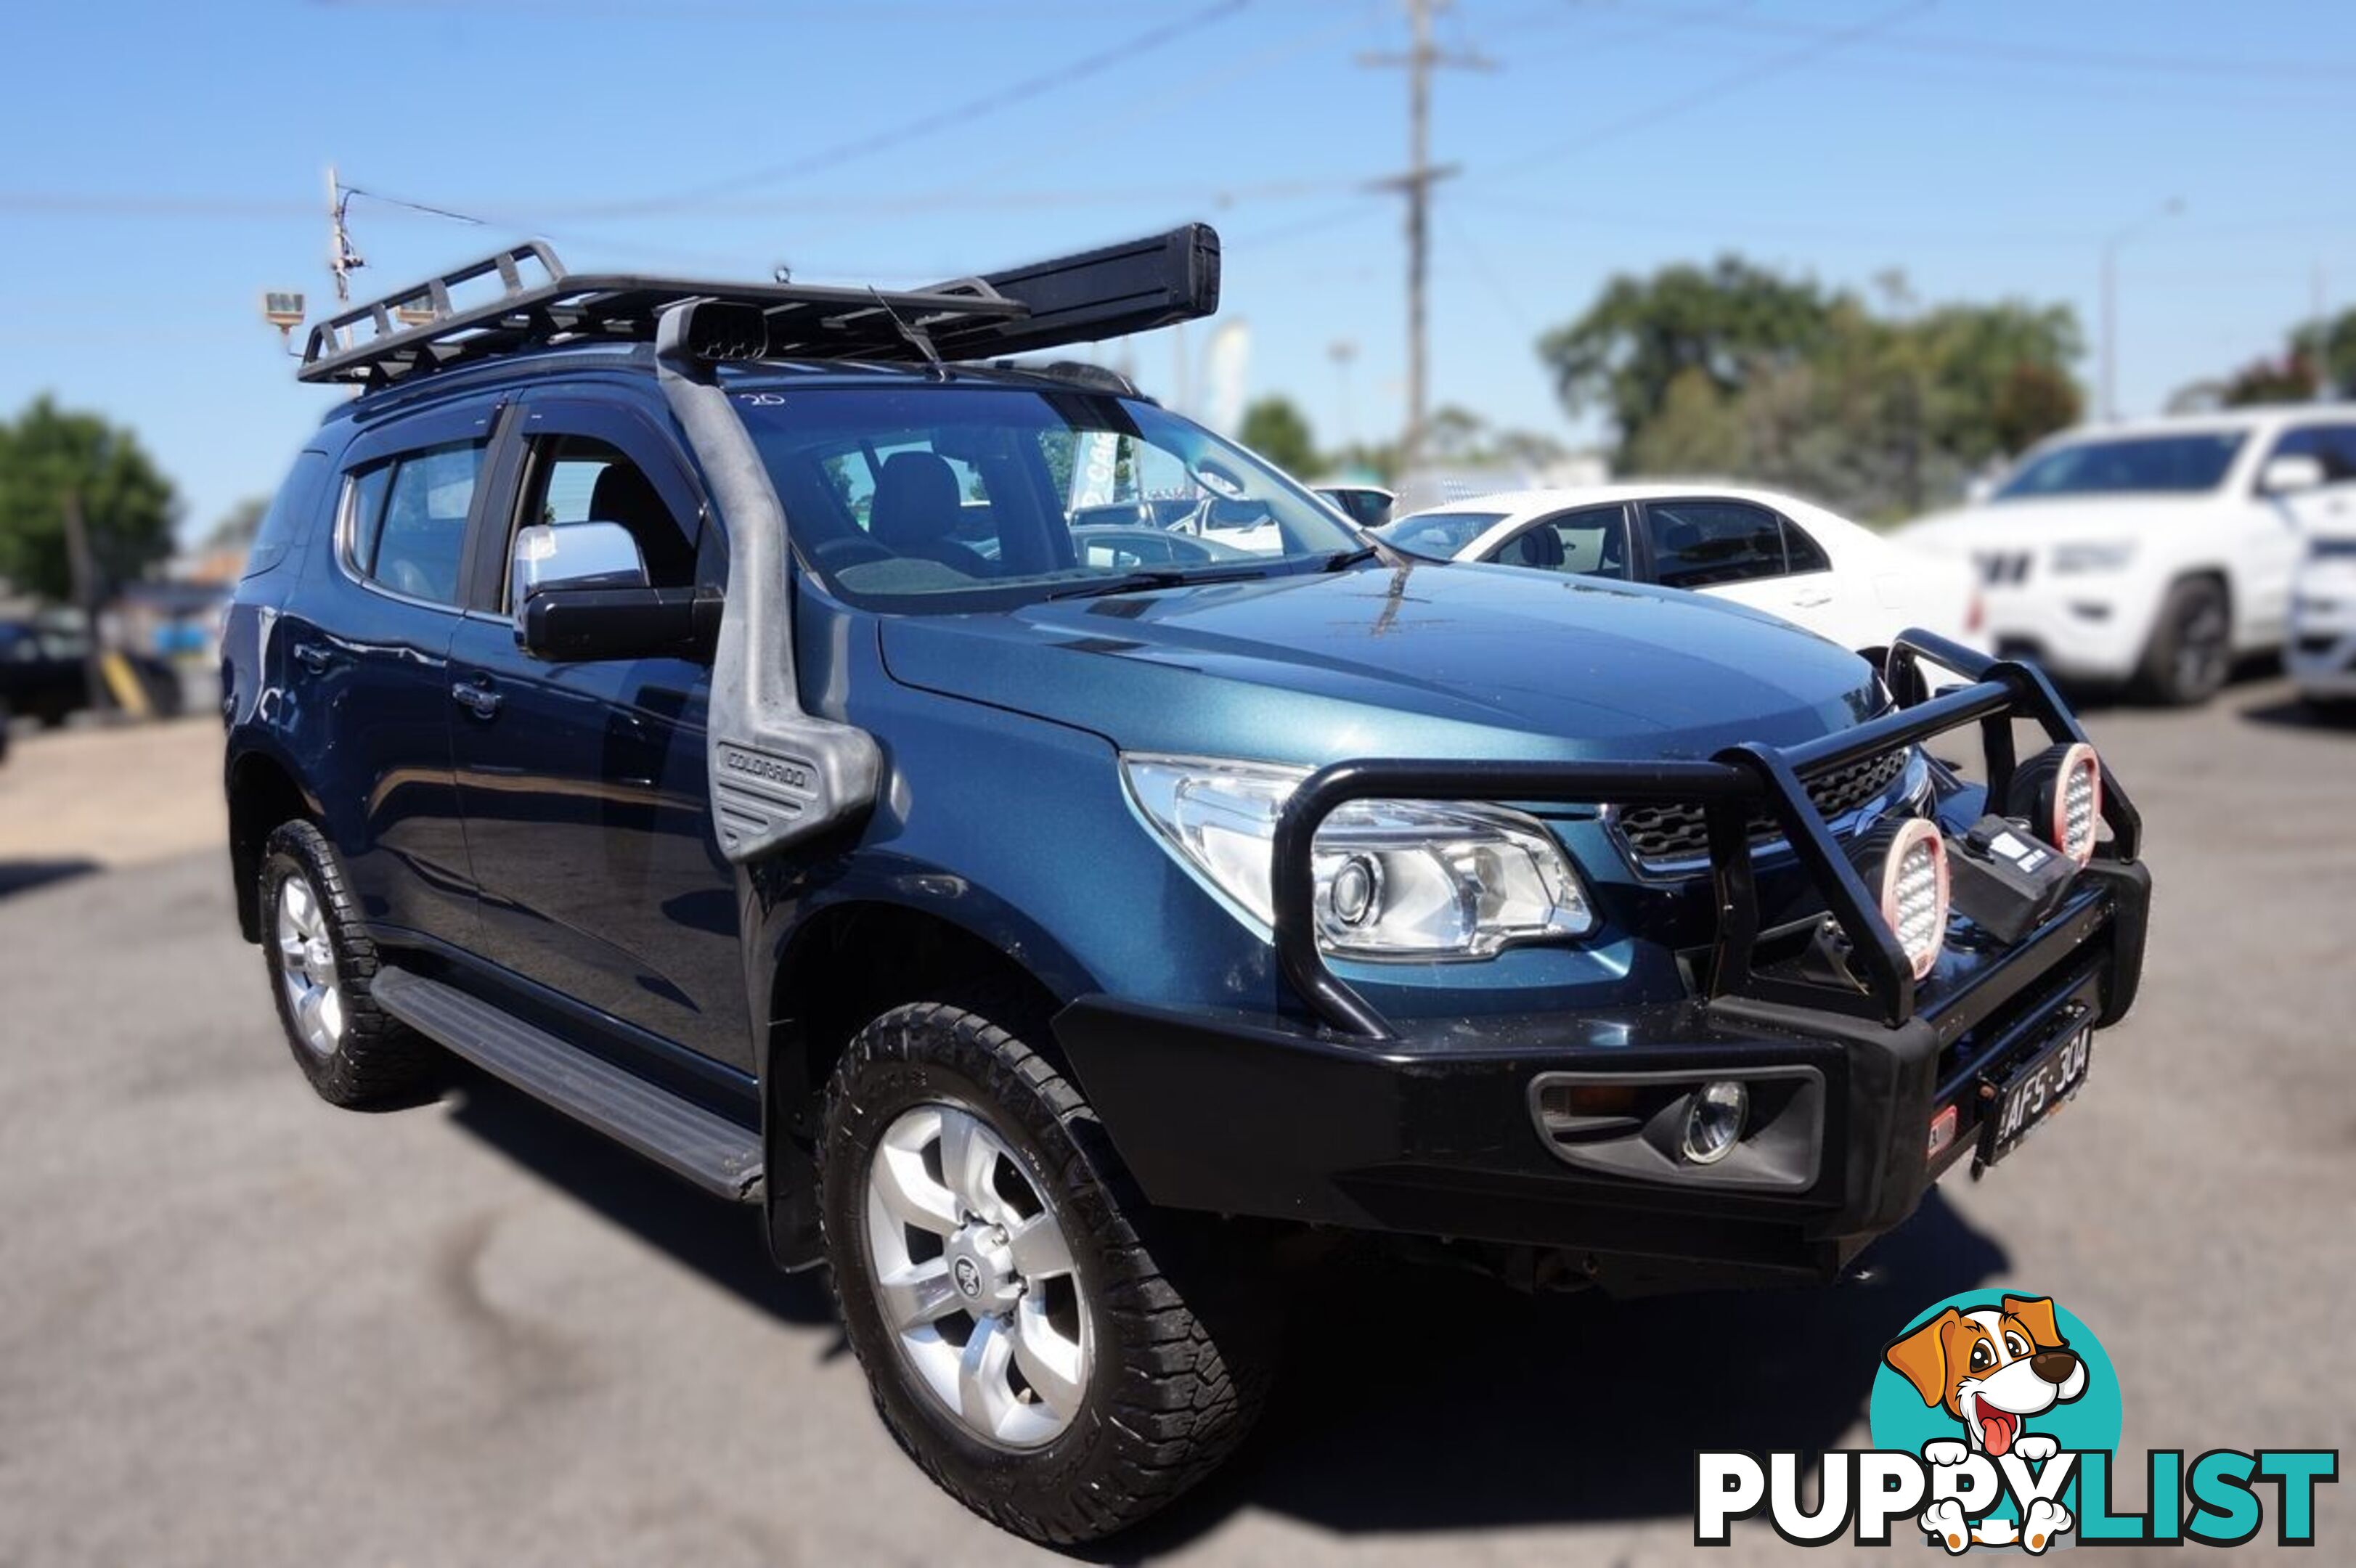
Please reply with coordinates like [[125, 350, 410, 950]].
[[1682, 1079, 1749, 1165], [1328, 853, 1381, 928], [2006, 741, 2103, 867], [1878, 817, 1950, 981], [2050, 742, 2102, 866]]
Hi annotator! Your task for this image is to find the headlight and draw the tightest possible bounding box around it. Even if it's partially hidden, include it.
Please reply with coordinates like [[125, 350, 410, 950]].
[[1121, 754, 1597, 960], [2050, 541, 2135, 574]]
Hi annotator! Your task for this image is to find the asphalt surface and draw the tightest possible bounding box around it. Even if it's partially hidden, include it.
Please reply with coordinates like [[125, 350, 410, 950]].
[[2, 682, 2352, 1566]]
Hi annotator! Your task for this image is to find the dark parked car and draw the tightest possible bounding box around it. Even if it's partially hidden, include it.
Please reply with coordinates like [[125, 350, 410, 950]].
[[0, 618, 182, 726], [223, 229, 2151, 1545]]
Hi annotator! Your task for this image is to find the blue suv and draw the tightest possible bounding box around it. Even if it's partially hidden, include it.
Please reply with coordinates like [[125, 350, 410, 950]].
[[222, 228, 2151, 1544]]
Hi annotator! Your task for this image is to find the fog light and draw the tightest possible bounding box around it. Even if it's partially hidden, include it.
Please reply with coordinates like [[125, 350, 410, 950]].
[[2008, 741, 2103, 867], [1682, 1079, 1749, 1165]]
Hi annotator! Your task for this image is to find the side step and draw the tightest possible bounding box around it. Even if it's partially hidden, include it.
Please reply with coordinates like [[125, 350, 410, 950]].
[[372, 967, 764, 1201]]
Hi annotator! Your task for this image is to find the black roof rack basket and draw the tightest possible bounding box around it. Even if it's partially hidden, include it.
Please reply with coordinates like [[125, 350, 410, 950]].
[[298, 225, 1220, 391]]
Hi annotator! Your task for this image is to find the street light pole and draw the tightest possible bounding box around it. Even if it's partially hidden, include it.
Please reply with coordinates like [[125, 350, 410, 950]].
[[1330, 338, 1358, 453], [2100, 197, 2182, 422]]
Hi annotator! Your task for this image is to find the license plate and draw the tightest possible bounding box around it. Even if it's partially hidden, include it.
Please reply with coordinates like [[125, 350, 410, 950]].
[[1977, 1019, 2094, 1170]]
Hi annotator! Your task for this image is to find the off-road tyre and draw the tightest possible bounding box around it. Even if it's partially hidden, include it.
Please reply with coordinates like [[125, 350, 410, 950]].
[[258, 820, 436, 1107], [819, 999, 1277, 1545]]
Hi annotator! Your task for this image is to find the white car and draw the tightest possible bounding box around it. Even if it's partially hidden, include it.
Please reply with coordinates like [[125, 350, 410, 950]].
[[2290, 526, 2356, 711], [1376, 484, 1982, 655], [1899, 407, 2356, 704]]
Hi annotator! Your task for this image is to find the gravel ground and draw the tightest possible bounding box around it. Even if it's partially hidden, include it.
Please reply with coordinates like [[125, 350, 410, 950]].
[[1, 682, 2350, 1565]]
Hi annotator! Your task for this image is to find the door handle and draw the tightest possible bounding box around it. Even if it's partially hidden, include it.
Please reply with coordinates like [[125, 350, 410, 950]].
[[450, 681, 502, 719], [1792, 591, 1833, 608], [293, 644, 332, 674]]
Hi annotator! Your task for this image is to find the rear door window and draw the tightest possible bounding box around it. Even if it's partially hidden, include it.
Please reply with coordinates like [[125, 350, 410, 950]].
[[346, 441, 486, 606], [1644, 499, 1788, 589], [1782, 517, 1831, 574]]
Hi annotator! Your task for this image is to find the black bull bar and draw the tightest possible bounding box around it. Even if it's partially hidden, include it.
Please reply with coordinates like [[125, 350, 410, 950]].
[[1270, 630, 2143, 1041]]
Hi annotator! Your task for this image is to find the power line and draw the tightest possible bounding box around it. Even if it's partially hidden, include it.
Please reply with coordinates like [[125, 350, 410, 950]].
[[340, 184, 489, 226], [1484, 0, 1933, 180], [554, 0, 1255, 220], [1581, 0, 2356, 83], [1495, 0, 1763, 70]]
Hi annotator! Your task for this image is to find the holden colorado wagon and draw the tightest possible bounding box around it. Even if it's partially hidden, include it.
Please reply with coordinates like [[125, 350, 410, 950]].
[[222, 226, 2151, 1545]]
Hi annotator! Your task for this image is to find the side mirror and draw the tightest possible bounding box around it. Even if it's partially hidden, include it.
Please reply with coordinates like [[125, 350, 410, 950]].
[[2260, 453, 2328, 497], [511, 522, 720, 663], [1964, 475, 1997, 506], [513, 520, 650, 603]]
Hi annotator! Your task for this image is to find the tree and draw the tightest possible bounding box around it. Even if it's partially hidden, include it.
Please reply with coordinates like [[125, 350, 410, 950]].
[[1537, 256, 1838, 441], [0, 396, 179, 603], [1237, 395, 1319, 476], [1621, 368, 1750, 478], [2172, 303, 2356, 411], [2292, 306, 2356, 396], [1543, 258, 2083, 520]]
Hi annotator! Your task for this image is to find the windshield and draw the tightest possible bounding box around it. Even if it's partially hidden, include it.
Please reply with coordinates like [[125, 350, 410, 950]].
[[1993, 431, 2248, 501], [1373, 510, 1507, 559], [733, 385, 1363, 611]]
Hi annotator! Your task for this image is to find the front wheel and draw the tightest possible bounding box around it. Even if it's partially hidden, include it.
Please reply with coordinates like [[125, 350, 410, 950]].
[[2135, 576, 2232, 706], [258, 820, 436, 1107], [819, 1000, 1275, 1545]]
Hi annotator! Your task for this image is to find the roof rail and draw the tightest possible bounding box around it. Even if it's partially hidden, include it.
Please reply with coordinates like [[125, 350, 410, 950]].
[[299, 224, 1220, 391]]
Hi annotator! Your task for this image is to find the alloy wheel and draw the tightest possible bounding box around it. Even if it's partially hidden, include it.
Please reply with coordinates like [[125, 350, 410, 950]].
[[863, 1103, 1092, 1450], [274, 873, 344, 1058], [2174, 597, 2230, 700]]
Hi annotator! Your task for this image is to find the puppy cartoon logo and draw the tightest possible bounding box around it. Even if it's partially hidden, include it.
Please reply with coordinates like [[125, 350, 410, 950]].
[[1697, 1291, 2334, 1551], [1883, 1295, 2087, 1551]]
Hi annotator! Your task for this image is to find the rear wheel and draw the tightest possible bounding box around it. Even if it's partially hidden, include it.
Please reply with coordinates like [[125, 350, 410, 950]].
[[2135, 576, 2232, 706], [819, 1000, 1275, 1545], [258, 820, 436, 1107]]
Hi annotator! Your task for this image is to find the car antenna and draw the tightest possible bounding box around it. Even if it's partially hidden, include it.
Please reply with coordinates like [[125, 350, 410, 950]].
[[868, 287, 947, 380]]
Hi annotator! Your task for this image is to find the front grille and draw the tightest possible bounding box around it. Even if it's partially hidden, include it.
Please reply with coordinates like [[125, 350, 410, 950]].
[[2296, 632, 2344, 660], [1614, 746, 1913, 867], [1976, 550, 2033, 587]]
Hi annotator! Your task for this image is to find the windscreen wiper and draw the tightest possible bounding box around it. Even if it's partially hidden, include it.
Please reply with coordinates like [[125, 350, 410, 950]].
[[1042, 565, 1275, 600]]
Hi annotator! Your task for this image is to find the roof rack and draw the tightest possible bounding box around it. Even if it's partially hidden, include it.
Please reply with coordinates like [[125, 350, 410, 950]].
[[299, 225, 1221, 391]]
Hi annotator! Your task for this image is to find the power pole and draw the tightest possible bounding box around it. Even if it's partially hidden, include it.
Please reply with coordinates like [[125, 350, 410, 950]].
[[61, 492, 107, 716], [2098, 197, 2182, 423], [1362, 0, 1488, 473], [1329, 338, 1359, 453], [326, 164, 364, 305]]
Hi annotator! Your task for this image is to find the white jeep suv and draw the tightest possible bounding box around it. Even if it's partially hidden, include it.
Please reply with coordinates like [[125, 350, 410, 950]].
[[1900, 407, 2356, 704]]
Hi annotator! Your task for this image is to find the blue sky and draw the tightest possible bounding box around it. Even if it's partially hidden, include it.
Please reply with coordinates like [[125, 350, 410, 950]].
[[5, 0, 2354, 540]]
